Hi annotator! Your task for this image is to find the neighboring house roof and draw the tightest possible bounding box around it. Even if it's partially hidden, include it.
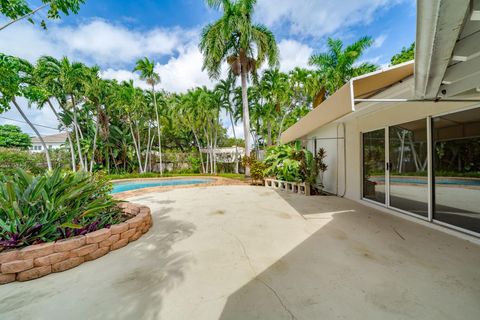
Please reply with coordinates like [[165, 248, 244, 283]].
[[415, 0, 480, 99], [31, 132, 68, 144], [281, 62, 414, 143]]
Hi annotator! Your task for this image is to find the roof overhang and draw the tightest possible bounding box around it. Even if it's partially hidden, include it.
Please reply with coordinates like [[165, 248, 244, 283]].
[[281, 62, 414, 143], [415, 0, 480, 99]]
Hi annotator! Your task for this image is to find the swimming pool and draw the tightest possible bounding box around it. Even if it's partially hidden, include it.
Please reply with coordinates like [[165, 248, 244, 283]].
[[111, 178, 213, 194], [371, 177, 480, 186]]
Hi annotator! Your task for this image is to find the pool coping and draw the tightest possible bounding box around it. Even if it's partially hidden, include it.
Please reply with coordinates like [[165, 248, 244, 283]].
[[112, 176, 246, 199]]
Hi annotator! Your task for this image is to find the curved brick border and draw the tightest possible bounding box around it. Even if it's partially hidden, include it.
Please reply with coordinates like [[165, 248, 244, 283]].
[[0, 202, 152, 284]]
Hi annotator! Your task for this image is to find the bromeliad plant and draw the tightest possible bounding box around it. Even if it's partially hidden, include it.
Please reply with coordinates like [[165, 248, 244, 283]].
[[0, 169, 122, 249]]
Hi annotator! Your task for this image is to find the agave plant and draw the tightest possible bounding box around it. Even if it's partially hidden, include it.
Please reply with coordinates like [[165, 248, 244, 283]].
[[0, 169, 122, 249]]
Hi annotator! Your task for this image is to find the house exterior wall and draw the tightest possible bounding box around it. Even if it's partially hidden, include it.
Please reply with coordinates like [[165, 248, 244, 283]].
[[342, 100, 480, 202], [30, 141, 64, 153], [305, 123, 345, 195]]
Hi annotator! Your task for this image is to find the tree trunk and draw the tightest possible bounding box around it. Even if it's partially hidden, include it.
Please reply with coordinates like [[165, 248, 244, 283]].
[[46, 100, 76, 171], [144, 124, 151, 172], [229, 112, 239, 174], [191, 128, 205, 173], [89, 113, 100, 172], [70, 95, 86, 170], [152, 85, 163, 175], [240, 68, 251, 176], [12, 98, 52, 170], [129, 121, 144, 173]]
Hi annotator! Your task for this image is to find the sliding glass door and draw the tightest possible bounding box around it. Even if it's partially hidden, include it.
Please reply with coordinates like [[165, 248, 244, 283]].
[[388, 119, 429, 217], [362, 129, 386, 204], [432, 108, 480, 234]]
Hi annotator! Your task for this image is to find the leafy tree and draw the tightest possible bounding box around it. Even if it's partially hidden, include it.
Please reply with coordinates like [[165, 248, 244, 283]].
[[0, 124, 31, 149], [0, 0, 86, 31], [0, 53, 52, 169], [309, 37, 378, 99], [200, 0, 279, 175], [391, 42, 415, 65]]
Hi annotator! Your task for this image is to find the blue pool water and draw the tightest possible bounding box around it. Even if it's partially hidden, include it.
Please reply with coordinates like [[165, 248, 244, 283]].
[[371, 177, 480, 186], [111, 179, 212, 194]]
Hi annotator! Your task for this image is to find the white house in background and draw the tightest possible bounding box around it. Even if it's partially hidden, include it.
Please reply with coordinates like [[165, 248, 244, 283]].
[[30, 132, 68, 152], [281, 0, 480, 239]]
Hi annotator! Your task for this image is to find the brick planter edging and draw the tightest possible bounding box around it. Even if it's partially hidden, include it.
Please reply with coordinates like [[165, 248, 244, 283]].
[[0, 202, 153, 284]]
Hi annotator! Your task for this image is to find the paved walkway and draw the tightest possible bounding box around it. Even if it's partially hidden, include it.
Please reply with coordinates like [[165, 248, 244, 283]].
[[0, 186, 479, 319]]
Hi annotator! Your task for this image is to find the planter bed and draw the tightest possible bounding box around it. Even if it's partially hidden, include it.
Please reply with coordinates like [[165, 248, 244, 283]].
[[0, 202, 153, 284]]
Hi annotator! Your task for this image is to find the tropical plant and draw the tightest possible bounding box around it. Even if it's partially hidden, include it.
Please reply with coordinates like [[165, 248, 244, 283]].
[[0, 0, 86, 31], [391, 42, 415, 65], [309, 36, 378, 99], [0, 148, 45, 175], [200, 0, 279, 175], [263, 142, 313, 183], [309, 148, 328, 190], [0, 124, 31, 149], [0, 169, 122, 249]]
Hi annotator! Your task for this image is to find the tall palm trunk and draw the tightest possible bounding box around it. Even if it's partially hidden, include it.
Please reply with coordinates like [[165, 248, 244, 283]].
[[191, 127, 205, 173], [152, 85, 163, 175], [12, 98, 52, 170], [240, 67, 251, 176], [89, 113, 100, 172], [70, 95, 86, 170], [46, 100, 76, 171], [229, 112, 239, 174], [129, 121, 144, 173]]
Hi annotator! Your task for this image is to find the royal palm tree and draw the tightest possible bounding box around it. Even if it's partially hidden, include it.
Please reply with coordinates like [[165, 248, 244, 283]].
[[133, 57, 163, 174], [200, 0, 279, 175], [309, 36, 378, 98]]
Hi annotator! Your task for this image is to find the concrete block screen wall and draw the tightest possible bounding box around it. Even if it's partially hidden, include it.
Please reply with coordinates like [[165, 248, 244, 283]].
[[0, 203, 153, 284]]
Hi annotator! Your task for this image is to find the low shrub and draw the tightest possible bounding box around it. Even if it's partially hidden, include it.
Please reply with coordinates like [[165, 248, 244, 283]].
[[0, 148, 46, 176], [0, 169, 122, 249]]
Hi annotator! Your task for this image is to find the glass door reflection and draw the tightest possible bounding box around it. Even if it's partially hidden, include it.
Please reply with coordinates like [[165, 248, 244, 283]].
[[388, 120, 429, 217], [363, 129, 386, 204]]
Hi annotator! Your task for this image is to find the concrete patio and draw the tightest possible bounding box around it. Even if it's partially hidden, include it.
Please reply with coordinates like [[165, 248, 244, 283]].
[[0, 185, 479, 319]]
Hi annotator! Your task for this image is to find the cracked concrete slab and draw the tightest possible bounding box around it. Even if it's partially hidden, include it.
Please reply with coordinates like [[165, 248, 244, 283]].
[[0, 186, 479, 320]]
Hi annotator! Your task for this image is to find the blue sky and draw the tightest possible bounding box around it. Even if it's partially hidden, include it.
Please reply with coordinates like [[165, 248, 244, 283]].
[[0, 0, 416, 135]]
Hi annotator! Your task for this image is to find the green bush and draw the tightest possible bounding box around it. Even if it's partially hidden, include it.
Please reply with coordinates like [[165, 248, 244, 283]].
[[0, 169, 122, 249], [0, 148, 46, 176], [263, 142, 313, 182]]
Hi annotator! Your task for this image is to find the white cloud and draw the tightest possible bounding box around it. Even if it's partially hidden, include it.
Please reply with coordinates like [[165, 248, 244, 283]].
[[155, 45, 216, 93], [256, 0, 406, 38], [278, 39, 314, 72], [0, 18, 197, 66], [373, 34, 387, 48]]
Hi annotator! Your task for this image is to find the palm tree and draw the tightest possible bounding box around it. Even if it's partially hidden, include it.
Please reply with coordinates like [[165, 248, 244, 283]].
[[309, 36, 378, 98], [35, 56, 88, 170], [200, 0, 279, 175], [133, 57, 163, 174], [215, 77, 240, 173]]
